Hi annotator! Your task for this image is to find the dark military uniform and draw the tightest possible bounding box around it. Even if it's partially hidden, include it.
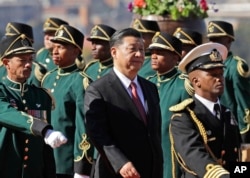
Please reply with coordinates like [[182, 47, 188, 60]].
[[41, 24, 94, 176], [132, 19, 160, 78], [170, 42, 241, 178], [170, 98, 241, 178], [147, 32, 192, 178], [84, 24, 116, 80], [0, 34, 56, 178], [207, 21, 250, 143]]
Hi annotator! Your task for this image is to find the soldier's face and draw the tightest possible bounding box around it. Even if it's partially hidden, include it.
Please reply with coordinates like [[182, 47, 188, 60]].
[[151, 49, 179, 73], [91, 39, 111, 61], [44, 31, 55, 50], [190, 67, 224, 102], [3, 53, 33, 83], [51, 43, 79, 67]]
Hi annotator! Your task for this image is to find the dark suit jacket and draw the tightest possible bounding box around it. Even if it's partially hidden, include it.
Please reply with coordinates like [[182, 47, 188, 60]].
[[170, 97, 241, 178], [84, 69, 163, 178]]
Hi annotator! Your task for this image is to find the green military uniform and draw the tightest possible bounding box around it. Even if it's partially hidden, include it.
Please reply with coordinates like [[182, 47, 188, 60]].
[[148, 68, 191, 178], [147, 32, 192, 178], [138, 52, 156, 78], [42, 64, 93, 175], [220, 52, 250, 140], [36, 47, 56, 71], [207, 21, 250, 142], [41, 24, 94, 176], [0, 34, 56, 178], [84, 58, 113, 80], [84, 24, 116, 81]]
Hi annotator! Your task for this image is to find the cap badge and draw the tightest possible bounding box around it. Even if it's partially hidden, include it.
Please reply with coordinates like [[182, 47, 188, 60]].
[[57, 29, 64, 37], [21, 39, 29, 47], [91, 28, 98, 36], [209, 49, 222, 61], [208, 25, 215, 33]]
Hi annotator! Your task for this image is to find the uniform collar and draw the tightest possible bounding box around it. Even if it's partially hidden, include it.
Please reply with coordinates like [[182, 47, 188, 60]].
[[3, 77, 28, 92], [157, 67, 178, 82], [100, 57, 113, 68], [58, 63, 78, 74]]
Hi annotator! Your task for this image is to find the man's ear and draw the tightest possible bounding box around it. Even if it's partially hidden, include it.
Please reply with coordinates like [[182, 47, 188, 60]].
[[2, 58, 9, 66], [110, 47, 116, 58]]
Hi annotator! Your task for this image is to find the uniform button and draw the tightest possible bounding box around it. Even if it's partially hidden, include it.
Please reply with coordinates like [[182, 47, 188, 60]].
[[25, 139, 29, 144], [97, 76, 100, 79], [56, 76, 60, 80], [53, 82, 57, 87], [24, 147, 29, 152], [45, 58, 50, 63], [23, 164, 27, 168], [51, 89, 54, 93], [24, 156, 28, 160], [22, 99, 26, 104], [24, 107, 28, 111], [98, 69, 101, 72], [157, 83, 160, 87]]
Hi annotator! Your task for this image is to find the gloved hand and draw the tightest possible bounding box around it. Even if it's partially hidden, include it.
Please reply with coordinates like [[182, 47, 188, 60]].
[[74, 173, 89, 178], [44, 129, 67, 148]]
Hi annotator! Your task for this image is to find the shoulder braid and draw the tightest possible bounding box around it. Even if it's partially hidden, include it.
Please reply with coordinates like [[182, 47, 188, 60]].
[[235, 56, 250, 78], [80, 71, 93, 90], [169, 98, 194, 112], [83, 59, 99, 72]]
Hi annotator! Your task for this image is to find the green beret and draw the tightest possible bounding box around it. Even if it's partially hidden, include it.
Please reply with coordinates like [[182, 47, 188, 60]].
[[148, 32, 182, 57], [87, 24, 116, 42], [0, 34, 35, 60], [179, 42, 228, 74], [51, 24, 84, 52]]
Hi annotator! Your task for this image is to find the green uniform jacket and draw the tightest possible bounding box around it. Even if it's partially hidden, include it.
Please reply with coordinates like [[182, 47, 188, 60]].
[[36, 48, 57, 71], [41, 64, 94, 175], [0, 77, 55, 178], [138, 54, 156, 78], [148, 67, 191, 178], [220, 52, 250, 143], [83, 58, 113, 81]]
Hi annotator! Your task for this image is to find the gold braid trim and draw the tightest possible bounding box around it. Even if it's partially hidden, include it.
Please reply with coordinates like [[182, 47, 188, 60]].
[[204, 164, 229, 178], [74, 133, 93, 164], [235, 56, 250, 78], [169, 113, 197, 176], [244, 109, 250, 124]]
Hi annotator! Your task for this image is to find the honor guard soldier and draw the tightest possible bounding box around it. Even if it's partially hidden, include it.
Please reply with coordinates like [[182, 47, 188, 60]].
[[3, 22, 47, 86], [36, 17, 69, 71], [169, 43, 241, 178], [131, 19, 160, 78], [207, 20, 250, 161], [0, 34, 67, 178], [83, 24, 116, 80], [173, 27, 203, 59], [41, 24, 94, 178], [147, 32, 192, 178]]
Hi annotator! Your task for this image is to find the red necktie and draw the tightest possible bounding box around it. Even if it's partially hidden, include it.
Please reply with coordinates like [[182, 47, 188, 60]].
[[130, 82, 147, 125]]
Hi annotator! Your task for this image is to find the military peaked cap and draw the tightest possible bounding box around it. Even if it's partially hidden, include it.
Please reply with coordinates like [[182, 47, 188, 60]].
[[173, 27, 202, 46], [87, 24, 116, 42], [148, 32, 182, 57], [5, 22, 34, 43], [0, 34, 35, 60], [207, 21, 235, 41], [43, 17, 69, 32], [179, 42, 228, 74], [131, 19, 160, 33], [51, 24, 84, 52]]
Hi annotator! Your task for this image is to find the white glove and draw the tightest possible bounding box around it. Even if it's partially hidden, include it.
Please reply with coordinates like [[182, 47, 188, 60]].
[[44, 129, 68, 148], [74, 173, 89, 178]]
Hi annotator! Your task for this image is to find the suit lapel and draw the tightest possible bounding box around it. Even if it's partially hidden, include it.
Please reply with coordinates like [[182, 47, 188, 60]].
[[108, 70, 145, 123]]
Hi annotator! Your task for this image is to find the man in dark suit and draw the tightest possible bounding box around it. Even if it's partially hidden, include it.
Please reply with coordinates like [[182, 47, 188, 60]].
[[169, 43, 241, 178], [84, 28, 163, 178]]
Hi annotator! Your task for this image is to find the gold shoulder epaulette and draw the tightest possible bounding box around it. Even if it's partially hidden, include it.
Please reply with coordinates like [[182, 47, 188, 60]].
[[80, 71, 93, 90], [83, 59, 99, 72], [169, 98, 194, 112], [235, 56, 250, 78]]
